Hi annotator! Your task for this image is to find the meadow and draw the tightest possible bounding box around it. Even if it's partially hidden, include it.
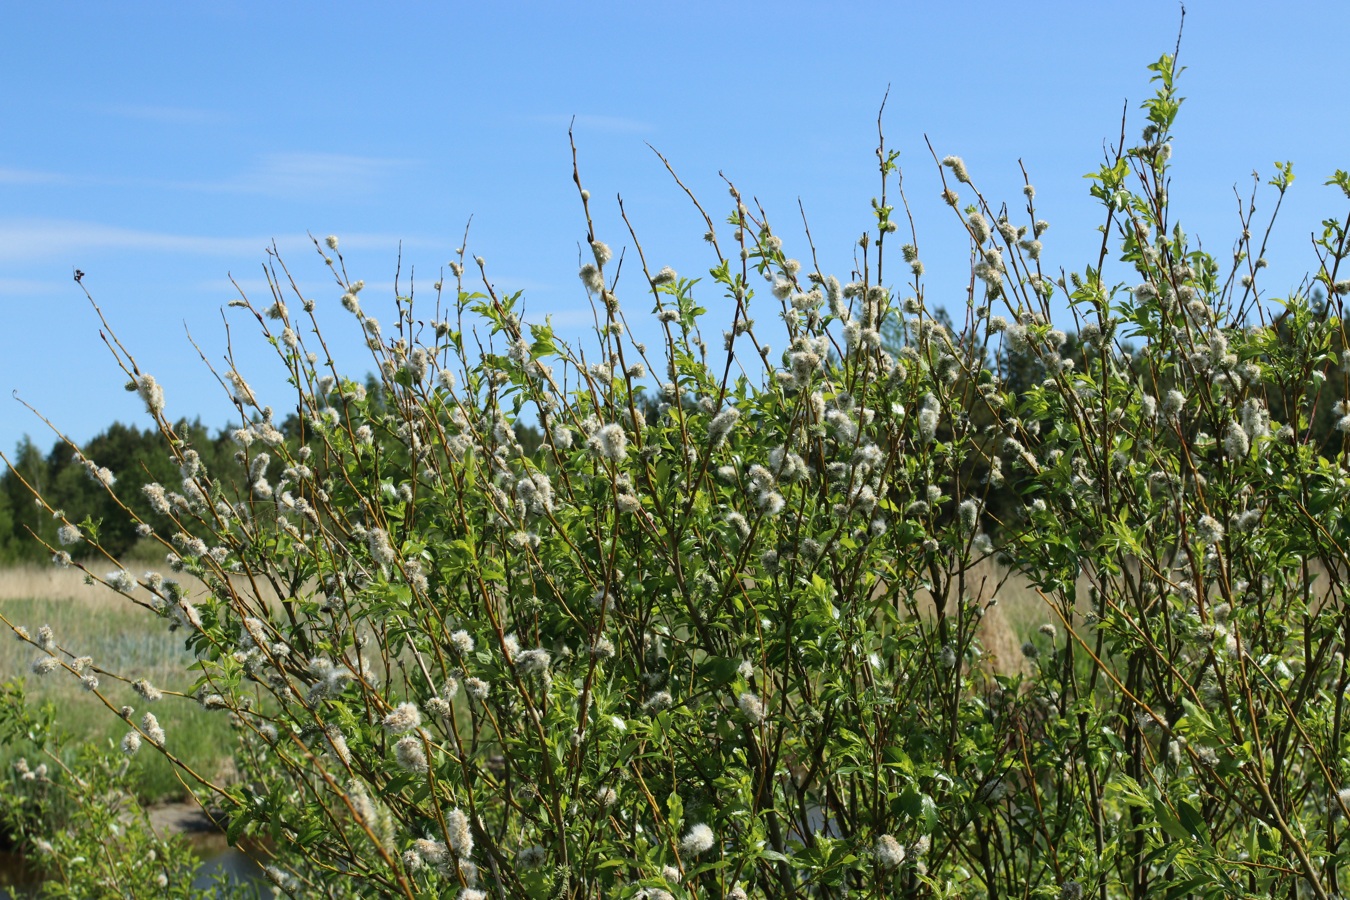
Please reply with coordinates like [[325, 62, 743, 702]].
[[0, 565, 238, 805]]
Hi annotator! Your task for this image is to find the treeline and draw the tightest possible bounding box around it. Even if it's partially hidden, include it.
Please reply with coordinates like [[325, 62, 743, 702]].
[[0, 375, 548, 565], [0, 419, 246, 564]]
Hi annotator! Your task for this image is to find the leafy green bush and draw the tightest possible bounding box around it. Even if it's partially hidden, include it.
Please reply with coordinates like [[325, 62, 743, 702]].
[[0, 680, 256, 899], [5, 50, 1350, 899]]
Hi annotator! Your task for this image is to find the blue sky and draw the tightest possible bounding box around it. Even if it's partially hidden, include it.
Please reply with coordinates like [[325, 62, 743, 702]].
[[3, 1, 1348, 455]]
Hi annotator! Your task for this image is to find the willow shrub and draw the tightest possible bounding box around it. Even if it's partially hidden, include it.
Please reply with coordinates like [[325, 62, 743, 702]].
[[5, 52, 1350, 899]]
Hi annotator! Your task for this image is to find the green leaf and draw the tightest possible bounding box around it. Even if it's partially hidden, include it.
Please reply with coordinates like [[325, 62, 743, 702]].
[[898, 785, 938, 833], [226, 809, 251, 844], [1152, 796, 1190, 842], [697, 656, 742, 688], [666, 791, 683, 827], [882, 746, 913, 773], [1176, 799, 1208, 843]]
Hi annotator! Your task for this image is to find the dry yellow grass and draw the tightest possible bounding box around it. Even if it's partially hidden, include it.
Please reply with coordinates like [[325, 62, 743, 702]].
[[0, 563, 283, 735], [862, 558, 1064, 676], [0, 564, 243, 799], [0, 565, 209, 714], [943, 560, 1043, 676], [896, 557, 1115, 677], [0, 563, 134, 604], [0, 562, 292, 607]]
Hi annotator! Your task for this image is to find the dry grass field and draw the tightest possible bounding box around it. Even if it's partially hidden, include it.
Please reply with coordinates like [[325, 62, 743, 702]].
[[0, 565, 238, 801], [901, 557, 1068, 677]]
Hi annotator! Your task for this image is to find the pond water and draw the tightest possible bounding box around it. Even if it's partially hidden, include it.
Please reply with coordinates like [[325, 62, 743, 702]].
[[193, 846, 268, 893], [0, 842, 265, 897]]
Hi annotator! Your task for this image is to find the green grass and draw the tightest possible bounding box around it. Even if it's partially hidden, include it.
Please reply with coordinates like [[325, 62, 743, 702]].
[[0, 593, 239, 804]]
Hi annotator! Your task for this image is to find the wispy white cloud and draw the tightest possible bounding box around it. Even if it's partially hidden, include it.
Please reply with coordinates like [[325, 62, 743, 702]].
[[0, 167, 72, 185], [1, 152, 413, 200], [0, 220, 447, 263], [0, 221, 301, 262], [194, 276, 311, 296], [0, 278, 64, 296], [525, 114, 655, 135], [102, 104, 228, 126], [180, 153, 414, 198]]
